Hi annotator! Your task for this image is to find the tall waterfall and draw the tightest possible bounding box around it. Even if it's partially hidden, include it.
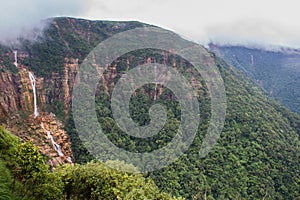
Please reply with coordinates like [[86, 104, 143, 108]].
[[13, 50, 18, 67], [154, 65, 157, 101], [28, 72, 39, 118]]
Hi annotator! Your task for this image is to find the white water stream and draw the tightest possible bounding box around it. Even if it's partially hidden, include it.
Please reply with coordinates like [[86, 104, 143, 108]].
[[41, 122, 66, 158], [28, 72, 39, 118], [14, 52, 72, 163], [47, 130, 64, 157], [13, 50, 18, 67]]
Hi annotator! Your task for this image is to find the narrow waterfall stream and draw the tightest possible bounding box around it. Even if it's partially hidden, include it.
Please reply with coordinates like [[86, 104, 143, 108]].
[[46, 130, 64, 157], [13, 50, 18, 67], [28, 72, 39, 118], [15, 54, 72, 163], [41, 123, 72, 162]]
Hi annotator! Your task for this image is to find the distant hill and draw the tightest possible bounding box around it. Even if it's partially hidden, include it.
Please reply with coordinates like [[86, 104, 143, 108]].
[[0, 17, 299, 199], [209, 44, 300, 114]]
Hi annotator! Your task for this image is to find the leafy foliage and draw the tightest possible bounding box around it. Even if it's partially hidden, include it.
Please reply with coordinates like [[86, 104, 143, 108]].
[[0, 160, 14, 200], [0, 126, 180, 199], [67, 44, 300, 199], [0, 18, 300, 199], [147, 58, 300, 199], [54, 161, 180, 200]]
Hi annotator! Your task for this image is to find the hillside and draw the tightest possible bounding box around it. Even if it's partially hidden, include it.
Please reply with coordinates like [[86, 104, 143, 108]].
[[0, 17, 299, 199], [0, 126, 179, 199], [209, 44, 300, 114]]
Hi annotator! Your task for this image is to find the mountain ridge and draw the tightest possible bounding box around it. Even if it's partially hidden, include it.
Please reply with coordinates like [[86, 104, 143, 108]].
[[0, 17, 299, 199], [209, 43, 300, 114]]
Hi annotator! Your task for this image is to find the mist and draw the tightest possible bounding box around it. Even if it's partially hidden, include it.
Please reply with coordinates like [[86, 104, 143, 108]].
[[0, 0, 88, 45], [205, 18, 300, 51], [1, 0, 299, 50], [83, 0, 300, 49]]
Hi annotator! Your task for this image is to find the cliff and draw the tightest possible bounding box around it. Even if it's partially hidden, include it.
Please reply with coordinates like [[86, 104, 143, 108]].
[[0, 62, 77, 165]]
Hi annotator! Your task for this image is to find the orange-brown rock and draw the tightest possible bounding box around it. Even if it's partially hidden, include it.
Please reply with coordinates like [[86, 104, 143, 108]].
[[0, 60, 78, 166], [3, 112, 74, 166], [0, 68, 45, 122]]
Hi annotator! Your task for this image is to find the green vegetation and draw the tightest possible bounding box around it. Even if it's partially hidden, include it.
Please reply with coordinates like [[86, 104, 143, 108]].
[[0, 160, 15, 200], [0, 126, 179, 199], [0, 18, 299, 199], [20, 17, 146, 77], [69, 49, 300, 199], [148, 58, 300, 199], [210, 44, 300, 114], [54, 161, 180, 200]]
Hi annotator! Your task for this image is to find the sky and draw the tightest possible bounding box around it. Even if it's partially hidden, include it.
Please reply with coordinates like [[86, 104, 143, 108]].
[[0, 0, 299, 48]]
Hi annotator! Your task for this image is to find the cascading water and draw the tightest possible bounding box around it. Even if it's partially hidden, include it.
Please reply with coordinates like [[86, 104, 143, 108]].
[[13, 50, 18, 67], [41, 122, 69, 159], [28, 72, 39, 118], [67, 157, 73, 163], [46, 130, 64, 157], [154, 83, 157, 101], [154, 65, 157, 101]]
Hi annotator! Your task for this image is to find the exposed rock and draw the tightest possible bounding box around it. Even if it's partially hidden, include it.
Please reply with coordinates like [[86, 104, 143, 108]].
[[0, 62, 76, 166], [3, 112, 74, 166], [63, 58, 78, 116], [0, 67, 45, 122]]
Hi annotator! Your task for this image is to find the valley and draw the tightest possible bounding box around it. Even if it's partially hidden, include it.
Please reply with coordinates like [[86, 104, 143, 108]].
[[0, 17, 299, 199]]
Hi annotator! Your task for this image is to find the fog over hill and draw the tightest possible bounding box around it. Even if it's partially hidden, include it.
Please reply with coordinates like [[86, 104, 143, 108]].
[[0, 17, 299, 199], [1, 0, 300, 50], [210, 43, 300, 114]]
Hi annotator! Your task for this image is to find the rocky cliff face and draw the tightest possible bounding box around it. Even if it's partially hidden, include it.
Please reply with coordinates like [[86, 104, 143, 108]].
[[4, 112, 73, 166], [0, 68, 45, 120], [0, 18, 184, 166], [0, 59, 78, 165], [42, 58, 79, 117]]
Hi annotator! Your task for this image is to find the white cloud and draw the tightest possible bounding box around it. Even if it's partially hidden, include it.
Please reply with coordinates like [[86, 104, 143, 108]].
[[82, 0, 300, 48], [1, 0, 299, 48], [0, 0, 88, 43]]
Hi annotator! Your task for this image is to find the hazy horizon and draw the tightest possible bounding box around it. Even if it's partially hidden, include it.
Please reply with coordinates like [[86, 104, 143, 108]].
[[1, 0, 299, 49]]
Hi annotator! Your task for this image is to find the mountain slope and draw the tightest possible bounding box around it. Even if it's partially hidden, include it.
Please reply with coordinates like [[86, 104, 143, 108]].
[[0, 17, 299, 199], [148, 57, 300, 199], [209, 44, 300, 114], [0, 126, 179, 200]]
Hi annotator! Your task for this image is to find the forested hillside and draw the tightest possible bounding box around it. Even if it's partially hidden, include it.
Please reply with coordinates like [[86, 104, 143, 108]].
[[0, 126, 180, 199], [0, 17, 299, 199], [209, 44, 300, 114]]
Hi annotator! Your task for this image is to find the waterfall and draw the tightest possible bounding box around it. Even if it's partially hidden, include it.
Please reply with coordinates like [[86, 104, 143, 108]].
[[41, 123, 73, 163], [41, 123, 66, 158], [28, 72, 39, 118], [154, 83, 157, 101], [13, 50, 18, 67], [46, 131, 64, 157], [67, 157, 72, 163], [251, 54, 255, 66], [154, 65, 157, 101]]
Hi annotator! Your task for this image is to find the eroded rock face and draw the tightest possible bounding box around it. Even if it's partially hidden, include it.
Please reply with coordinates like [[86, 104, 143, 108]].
[[39, 58, 79, 119], [0, 57, 79, 119], [3, 112, 73, 166], [0, 59, 78, 166], [0, 68, 47, 119], [63, 58, 79, 116]]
